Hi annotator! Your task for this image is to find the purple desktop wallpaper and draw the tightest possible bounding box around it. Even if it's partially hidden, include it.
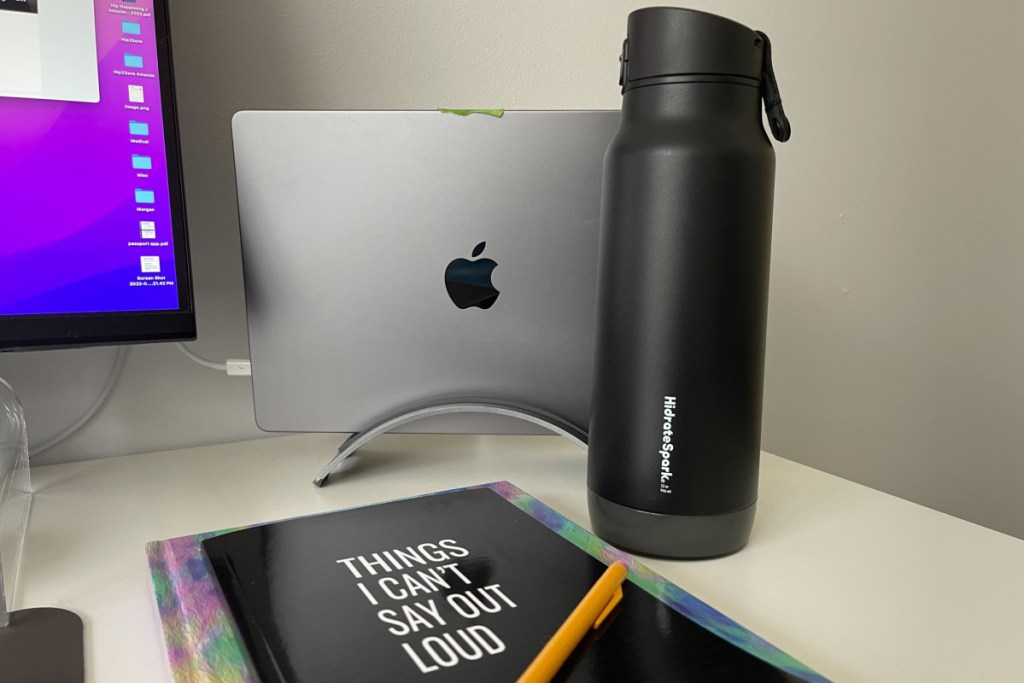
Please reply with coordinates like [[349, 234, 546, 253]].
[[0, 0, 180, 315]]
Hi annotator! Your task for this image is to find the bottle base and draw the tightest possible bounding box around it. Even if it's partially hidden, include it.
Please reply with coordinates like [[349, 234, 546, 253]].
[[587, 490, 756, 560]]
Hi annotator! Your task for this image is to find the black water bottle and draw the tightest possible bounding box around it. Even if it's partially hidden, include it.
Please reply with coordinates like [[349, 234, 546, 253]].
[[588, 7, 791, 559]]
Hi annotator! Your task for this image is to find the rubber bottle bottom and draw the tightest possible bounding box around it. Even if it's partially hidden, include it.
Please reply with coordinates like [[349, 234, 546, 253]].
[[588, 490, 756, 560]]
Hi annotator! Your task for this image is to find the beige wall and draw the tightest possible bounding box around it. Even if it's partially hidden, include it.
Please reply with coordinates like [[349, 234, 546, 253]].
[[3, 0, 1022, 539]]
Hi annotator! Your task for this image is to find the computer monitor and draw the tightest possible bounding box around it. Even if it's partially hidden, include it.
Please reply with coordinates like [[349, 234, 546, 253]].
[[0, 0, 194, 351]]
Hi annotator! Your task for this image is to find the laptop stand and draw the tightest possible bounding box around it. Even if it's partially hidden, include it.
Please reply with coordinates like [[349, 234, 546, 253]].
[[312, 397, 589, 487]]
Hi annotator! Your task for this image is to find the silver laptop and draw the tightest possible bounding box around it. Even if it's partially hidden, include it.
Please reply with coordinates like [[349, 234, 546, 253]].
[[232, 110, 618, 435]]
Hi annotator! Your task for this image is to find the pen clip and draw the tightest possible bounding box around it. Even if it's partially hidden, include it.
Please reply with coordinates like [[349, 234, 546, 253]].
[[592, 585, 623, 629]]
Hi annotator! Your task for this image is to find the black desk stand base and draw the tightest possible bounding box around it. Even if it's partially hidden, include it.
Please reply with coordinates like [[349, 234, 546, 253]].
[[313, 398, 589, 487], [0, 608, 84, 683]]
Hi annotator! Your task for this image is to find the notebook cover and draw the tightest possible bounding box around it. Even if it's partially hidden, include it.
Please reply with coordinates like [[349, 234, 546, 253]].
[[146, 482, 829, 682]]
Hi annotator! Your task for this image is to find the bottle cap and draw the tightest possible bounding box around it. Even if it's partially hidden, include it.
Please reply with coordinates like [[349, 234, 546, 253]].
[[619, 7, 763, 92], [618, 7, 791, 142]]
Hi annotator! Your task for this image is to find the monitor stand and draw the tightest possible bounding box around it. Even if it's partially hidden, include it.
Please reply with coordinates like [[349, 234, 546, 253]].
[[313, 397, 589, 487], [0, 378, 84, 683]]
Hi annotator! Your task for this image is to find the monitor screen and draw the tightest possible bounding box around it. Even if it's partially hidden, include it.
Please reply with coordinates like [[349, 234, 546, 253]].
[[0, 0, 194, 350]]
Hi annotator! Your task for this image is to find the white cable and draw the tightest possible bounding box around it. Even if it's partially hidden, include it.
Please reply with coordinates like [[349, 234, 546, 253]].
[[175, 341, 228, 372], [33, 345, 130, 457], [29, 341, 244, 458]]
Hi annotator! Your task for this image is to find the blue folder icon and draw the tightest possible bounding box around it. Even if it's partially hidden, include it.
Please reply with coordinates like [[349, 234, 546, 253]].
[[132, 155, 152, 170], [124, 53, 144, 69], [122, 21, 141, 35], [135, 189, 155, 204], [129, 120, 149, 136]]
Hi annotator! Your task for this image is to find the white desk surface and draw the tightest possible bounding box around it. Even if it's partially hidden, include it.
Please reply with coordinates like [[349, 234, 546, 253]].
[[15, 432, 1024, 682]]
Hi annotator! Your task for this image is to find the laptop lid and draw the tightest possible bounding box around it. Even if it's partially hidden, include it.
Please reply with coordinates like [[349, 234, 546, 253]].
[[232, 110, 618, 435]]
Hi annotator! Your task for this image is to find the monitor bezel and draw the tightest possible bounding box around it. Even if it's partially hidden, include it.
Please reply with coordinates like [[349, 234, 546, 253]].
[[0, 0, 195, 352]]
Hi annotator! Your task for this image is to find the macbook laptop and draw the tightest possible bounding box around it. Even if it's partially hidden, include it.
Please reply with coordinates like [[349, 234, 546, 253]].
[[232, 110, 618, 436]]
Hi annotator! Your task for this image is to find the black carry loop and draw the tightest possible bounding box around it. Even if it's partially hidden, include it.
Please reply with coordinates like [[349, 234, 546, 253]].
[[755, 30, 791, 142]]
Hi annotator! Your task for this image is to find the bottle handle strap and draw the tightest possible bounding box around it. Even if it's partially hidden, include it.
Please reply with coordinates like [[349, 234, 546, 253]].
[[755, 31, 791, 142]]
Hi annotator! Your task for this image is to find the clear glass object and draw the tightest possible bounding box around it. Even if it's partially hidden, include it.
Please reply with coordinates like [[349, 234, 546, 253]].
[[0, 378, 33, 628]]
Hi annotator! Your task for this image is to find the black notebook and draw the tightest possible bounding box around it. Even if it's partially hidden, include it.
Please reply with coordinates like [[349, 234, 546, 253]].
[[176, 483, 831, 679], [163, 482, 830, 682]]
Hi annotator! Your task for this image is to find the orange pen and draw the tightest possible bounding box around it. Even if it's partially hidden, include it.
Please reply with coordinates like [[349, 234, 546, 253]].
[[516, 561, 628, 683]]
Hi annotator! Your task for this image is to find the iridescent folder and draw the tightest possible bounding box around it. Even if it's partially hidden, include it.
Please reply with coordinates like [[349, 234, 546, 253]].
[[146, 482, 829, 682]]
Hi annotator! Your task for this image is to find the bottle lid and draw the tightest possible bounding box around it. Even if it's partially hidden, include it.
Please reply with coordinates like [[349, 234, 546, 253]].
[[619, 7, 763, 92]]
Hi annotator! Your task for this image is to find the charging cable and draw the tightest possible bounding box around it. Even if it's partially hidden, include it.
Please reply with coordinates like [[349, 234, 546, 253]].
[[176, 342, 251, 376], [29, 342, 249, 458], [32, 345, 131, 457]]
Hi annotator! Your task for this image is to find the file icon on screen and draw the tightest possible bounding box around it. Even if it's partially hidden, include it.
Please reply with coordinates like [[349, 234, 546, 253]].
[[132, 155, 152, 170], [124, 54, 144, 69], [129, 120, 149, 136], [122, 21, 141, 35], [135, 189, 155, 204], [140, 256, 161, 273]]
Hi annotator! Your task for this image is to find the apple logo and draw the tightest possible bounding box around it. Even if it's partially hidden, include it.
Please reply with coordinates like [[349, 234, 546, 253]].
[[444, 241, 500, 310]]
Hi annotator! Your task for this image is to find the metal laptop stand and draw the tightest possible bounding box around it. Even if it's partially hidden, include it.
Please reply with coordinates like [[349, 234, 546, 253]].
[[313, 397, 589, 487], [0, 378, 84, 682]]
